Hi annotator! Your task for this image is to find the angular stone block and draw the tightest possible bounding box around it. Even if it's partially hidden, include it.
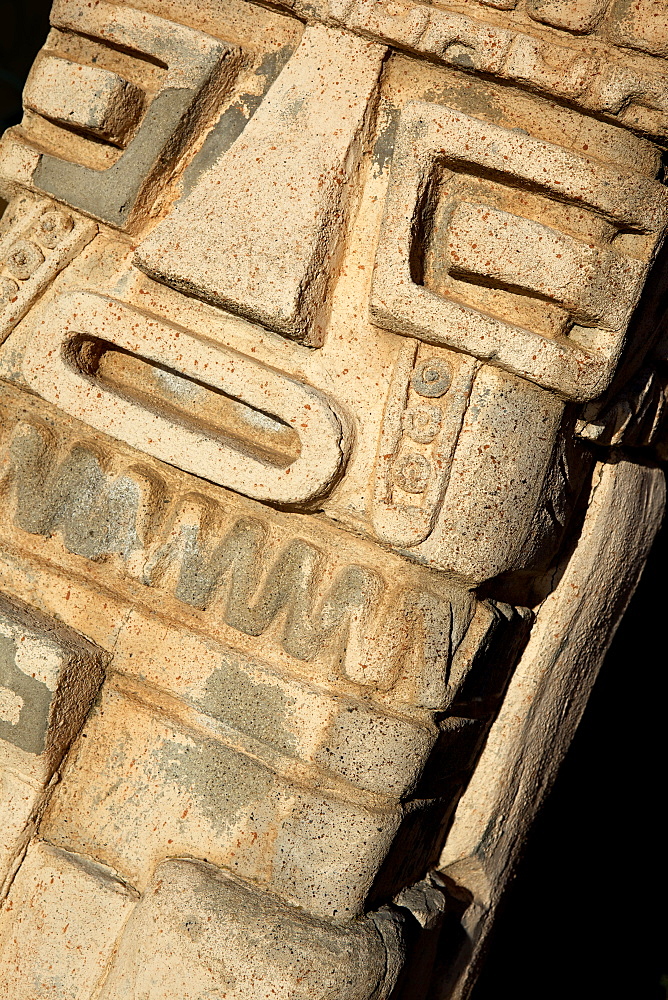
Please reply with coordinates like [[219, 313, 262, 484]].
[[0, 840, 137, 1000], [0, 592, 106, 786], [527, 0, 609, 33], [40, 686, 402, 920], [98, 859, 403, 1000], [24, 55, 145, 146], [0, 589, 107, 888], [4, 0, 243, 227], [136, 26, 386, 344], [444, 202, 645, 330], [112, 620, 437, 797], [607, 0, 668, 57]]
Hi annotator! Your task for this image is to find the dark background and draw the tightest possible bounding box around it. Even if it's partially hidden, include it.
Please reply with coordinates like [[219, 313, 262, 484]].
[[1, 3, 666, 996]]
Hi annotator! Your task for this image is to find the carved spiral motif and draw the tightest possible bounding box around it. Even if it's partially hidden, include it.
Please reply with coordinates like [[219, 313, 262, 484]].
[[5, 240, 44, 281], [0, 276, 19, 308], [403, 404, 442, 444], [392, 451, 432, 493], [411, 358, 452, 397]]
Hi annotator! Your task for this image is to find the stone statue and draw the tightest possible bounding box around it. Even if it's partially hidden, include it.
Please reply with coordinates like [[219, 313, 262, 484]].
[[0, 0, 666, 996]]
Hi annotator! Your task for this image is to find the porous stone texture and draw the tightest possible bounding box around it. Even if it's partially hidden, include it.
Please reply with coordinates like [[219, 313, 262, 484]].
[[0, 593, 106, 893], [97, 858, 403, 1000], [0, 0, 667, 996], [24, 55, 145, 146], [0, 840, 137, 999], [0, 594, 106, 786], [136, 26, 386, 343]]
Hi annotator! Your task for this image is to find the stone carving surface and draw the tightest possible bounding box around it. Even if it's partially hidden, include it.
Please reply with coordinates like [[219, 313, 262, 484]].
[[0, 195, 96, 343], [136, 26, 387, 343], [0, 593, 106, 893], [97, 859, 404, 1000], [0, 0, 666, 996], [2, 0, 243, 227], [0, 840, 138, 999], [23, 291, 350, 504], [24, 55, 146, 146], [370, 100, 665, 400]]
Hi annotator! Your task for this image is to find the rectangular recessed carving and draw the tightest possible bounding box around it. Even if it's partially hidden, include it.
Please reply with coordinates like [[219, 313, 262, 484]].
[[24, 54, 145, 146], [372, 340, 478, 548], [445, 201, 645, 329], [370, 101, 668, 401], [77, 340, 301, 470]]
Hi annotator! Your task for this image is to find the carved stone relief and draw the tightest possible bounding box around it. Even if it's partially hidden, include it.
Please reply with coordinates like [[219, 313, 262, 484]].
[[0, 0, 666, 996]]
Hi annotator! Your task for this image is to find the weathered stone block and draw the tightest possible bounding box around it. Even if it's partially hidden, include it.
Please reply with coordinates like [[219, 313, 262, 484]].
[[444, 202, 645, 330], [0, 770, 38, 888], [370, 99, 667, 401], [1, 0, 244, 227], [98, 858, 404, 1000], [40, 686, 403, 919], [24, 55, 145, 146], [0, 593, 106, 787], [136, 26, 386, 344], [527, 0, 609, 33], [112, 618, 438, 797], [0, 840, 137, 999], [607, 0, 668, 57]]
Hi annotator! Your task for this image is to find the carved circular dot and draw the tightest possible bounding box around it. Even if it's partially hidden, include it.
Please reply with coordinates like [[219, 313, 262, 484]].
[[392, 451, 431, 493], [0, 275, 19, 308], [6, 239, 44, 281], [411, 358, 452, 397], [37, 209, 73, 249], [402, 404, 442, 444]]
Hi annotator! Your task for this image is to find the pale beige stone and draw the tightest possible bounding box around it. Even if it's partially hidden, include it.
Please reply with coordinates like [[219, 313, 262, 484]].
[[527, 0, 609, 32], [0, 771, 38, 888], [0, 195, 96, 344], [502, 34, 594, 97], [370, 99, 667, 401], [98, 859, 403, 1000], [607, 0, 668, 57], [110, 618, 438, 797], [136, 26, 386, 344], [38, 684, 404, 920], [1, 0, 244, 227], [279, 0, 668, 134], [0, 0, 667, 995], [0, 384, 475, 694], [23, 291, 350, 505], [445, 202, 645, 330], [0, 840, 137, 999], [24, 55, 145, 145], [0, 592, 106, 787]]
